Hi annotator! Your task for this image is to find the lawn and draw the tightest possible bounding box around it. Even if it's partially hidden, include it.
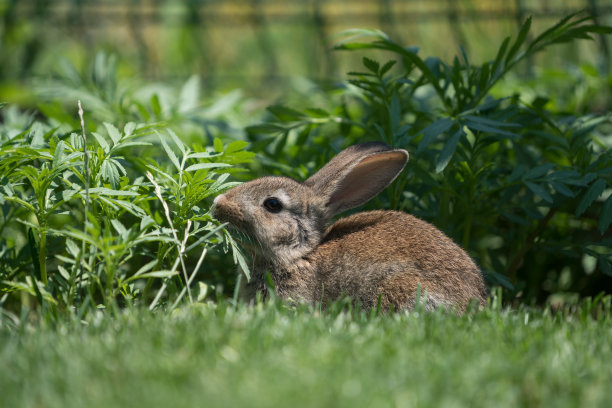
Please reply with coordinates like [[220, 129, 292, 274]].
[[2, 298, 611, 408]]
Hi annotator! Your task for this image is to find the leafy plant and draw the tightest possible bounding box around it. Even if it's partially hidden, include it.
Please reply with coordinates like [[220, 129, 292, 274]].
[[0, 65, 254, 316], [245, 12, 612, 303], [36, 52, 248, 145]]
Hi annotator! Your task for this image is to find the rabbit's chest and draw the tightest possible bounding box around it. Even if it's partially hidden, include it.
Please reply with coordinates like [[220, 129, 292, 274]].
[[245, 258, 318, 303]]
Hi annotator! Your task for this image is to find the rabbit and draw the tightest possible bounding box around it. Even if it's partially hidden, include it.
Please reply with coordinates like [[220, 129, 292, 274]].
[[213, 142, 487, 311]]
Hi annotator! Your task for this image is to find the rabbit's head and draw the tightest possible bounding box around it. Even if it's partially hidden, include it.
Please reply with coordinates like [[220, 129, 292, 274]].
[[214, 142, 409, 267], [213, 176, 325, 266]]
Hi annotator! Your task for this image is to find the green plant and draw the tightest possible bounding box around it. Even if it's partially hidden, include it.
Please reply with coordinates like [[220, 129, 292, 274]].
[[36, 52, 248, 143], [245, 12, 612, 303], [0, 61, 254, 316]]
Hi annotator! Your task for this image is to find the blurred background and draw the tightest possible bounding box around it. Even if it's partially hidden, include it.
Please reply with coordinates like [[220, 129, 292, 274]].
[[1, 0, 612, 106]]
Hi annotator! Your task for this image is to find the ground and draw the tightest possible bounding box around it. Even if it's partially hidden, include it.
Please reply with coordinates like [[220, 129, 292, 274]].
[[1, 298, 611, 408]]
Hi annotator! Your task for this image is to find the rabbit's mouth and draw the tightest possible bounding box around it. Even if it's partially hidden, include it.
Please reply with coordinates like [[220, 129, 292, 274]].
[[224, 225, 266, 255]]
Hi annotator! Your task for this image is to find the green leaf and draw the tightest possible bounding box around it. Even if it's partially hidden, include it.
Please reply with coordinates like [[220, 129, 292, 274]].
[[600, 255, 612, 277], [525, 181, 553, 203], [124, 122, 136, 138], [598, 194, 612, 234], [373, 123, 386, 141], [231, 239, 251, 281], [52, 140, 65, 169], [340, 38, 446, 105], [225, 140, 250, 154], [508, 164, 527, 183], [91, 132, 110, 153], [305, 108, 330, 118], [214, 138, 224, 153], [506, 16, 532, 64], [196, 282, 209, 302], [491, 36, 511, 78], [188, 151, 222, 160], [389, 92, 401, 132], [158, 131, 181, 171], [246, 123, 287, 134], [436, 128, 462, 173], [184, 163, 232, 172], [113, 141, 152, 150], [140, 215, 157, 230], [62, 189, 79, 202], [465, 121, 517, 138], [550, 170, 581, 180], [267, 105, 305, 121], [417, 118, 454, 154], [125, 270, 179, 282], [111, 219, 127, 235], [462, 115, 520, 128], [363, 57, 380, 74], [133, 260, 158, 277], [167, 129, 186, 155], [103, 122, 121, 145], [29, 123, 45, 147], [333, 28, 390, 47], [528, 12, 582, 51], [151, 93, 162, 117], [477, 61, 490, 92], [185, 223, 229, 252], [178, 75, 200, 113], [101, 161, 118, 188], [88, 187, 139, 196], [550, 181, 576, 198], [523, 164, 556, 180], [576, 178, 606, 216], [530, 131, 569, 148], [380, 60, 397, 76]]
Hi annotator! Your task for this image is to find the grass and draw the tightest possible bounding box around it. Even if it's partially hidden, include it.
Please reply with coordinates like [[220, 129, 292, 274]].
[[1, 297, 611, 408]]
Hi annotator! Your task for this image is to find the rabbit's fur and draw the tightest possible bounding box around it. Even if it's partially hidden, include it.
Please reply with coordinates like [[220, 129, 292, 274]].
[[214, 142, 487, 311]]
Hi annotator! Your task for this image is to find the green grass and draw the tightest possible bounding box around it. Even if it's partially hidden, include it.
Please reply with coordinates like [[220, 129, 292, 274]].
[[2, 298, 612, 408]]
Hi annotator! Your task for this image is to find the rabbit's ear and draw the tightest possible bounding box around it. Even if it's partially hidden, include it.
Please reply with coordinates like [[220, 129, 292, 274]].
[[305, 142, 409, 216]]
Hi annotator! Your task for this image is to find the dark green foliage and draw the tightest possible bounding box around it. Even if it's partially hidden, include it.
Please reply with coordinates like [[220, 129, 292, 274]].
[[245, 13, 612, 303]]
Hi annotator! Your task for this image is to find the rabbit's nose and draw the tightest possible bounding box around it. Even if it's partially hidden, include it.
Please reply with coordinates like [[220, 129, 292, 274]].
[[211, 194, 224, 217], [212, 194, 243, 224]]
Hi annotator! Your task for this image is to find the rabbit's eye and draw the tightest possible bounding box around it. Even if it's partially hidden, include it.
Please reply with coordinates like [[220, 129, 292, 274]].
[[263, 197, 283, 213]]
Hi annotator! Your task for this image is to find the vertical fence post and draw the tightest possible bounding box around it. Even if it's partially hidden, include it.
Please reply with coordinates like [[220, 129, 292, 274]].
[[186, 0, 216, 89], [588, 0, 611, 74], [379, 0, 400, 42], [312, 0, 336, 80], [19, 0, 51, 79], [0, 0, 19, 80], [447, 0, 467, 55], [127, 0, 153, 78], [514, 0, 533, 76], [248, 0, 279, 84]]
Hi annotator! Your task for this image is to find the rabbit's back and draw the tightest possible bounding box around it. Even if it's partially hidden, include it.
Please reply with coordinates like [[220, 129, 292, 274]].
[[310, 210, 486, 310]]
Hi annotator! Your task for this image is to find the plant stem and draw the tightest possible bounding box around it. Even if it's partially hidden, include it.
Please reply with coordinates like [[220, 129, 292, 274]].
[[38, 223, 48, 286], [77, 100, 90, 302], [462, 208, 473, 250], [506, 207, 557, 282]]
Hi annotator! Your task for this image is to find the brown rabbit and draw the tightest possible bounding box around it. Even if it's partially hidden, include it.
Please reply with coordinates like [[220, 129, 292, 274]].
[[213, 142, 487, 311]]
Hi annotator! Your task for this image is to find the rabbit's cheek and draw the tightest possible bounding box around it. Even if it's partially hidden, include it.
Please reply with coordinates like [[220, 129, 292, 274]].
[[269, 223, 296, 247]]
